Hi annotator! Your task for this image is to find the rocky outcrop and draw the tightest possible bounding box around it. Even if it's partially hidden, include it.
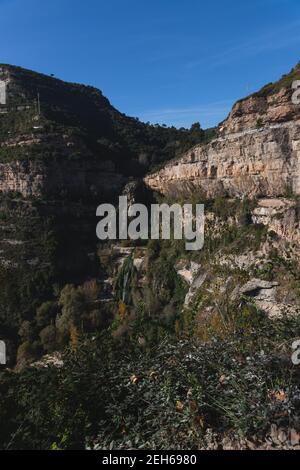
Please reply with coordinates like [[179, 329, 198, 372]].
[[252, 198, 300, 246], [145, 85, 300, 199], [221, 87, 300, 135], [0, 160, 44, 197], [145, 119, 300, 199], [175, 260, 208, 306], [232, 278, 299, 318]]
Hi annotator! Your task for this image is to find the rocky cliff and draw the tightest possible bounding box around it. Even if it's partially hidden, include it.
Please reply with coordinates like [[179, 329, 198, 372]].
[[0, 64, 207, 200], [145, 63, 300, 199], [0, 158, 126, 199], [0, 65, 137, 200], [0, 64, 208, 356], [2, 61, 300, 368]]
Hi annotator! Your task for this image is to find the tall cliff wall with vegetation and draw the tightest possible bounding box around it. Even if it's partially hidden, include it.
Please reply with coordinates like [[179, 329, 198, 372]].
[[1, 63, 300, 450]]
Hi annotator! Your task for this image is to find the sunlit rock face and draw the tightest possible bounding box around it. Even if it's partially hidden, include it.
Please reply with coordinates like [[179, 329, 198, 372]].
[[221, 87, 300, 135], [252, 198, 300, 246], [145, 87, 300, 199]]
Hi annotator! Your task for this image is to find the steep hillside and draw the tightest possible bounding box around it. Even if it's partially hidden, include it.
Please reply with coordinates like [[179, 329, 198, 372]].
[[0, 65, 198, 364], [0, 64, 209, 199], [0, 64, 210, 357]]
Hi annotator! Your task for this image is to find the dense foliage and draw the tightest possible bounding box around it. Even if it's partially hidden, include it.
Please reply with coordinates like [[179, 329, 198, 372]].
[[1, 311, 300, 450]]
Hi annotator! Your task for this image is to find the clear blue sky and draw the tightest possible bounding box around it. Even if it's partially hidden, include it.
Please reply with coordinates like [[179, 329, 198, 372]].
[[1, 0, 300, 128]]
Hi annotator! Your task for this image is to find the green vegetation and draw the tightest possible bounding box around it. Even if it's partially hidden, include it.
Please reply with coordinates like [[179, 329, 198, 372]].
[[1, 312, 300, 449], [238, 61, 300, 101], [1, 191, 300, 449]]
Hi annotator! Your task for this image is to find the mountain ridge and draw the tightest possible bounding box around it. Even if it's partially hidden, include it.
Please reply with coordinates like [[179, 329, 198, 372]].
[[0, 63, 209, 182]]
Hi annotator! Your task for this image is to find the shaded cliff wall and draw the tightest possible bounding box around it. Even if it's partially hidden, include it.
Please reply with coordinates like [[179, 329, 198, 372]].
[[0, 159, 126, 200]]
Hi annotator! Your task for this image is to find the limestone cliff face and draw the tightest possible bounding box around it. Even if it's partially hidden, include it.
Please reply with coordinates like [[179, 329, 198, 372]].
[[0, 133, 126, 199], [145, 87, 300, 199], [221, 87, 300, 134], [0, 159, 126, 199], [0, 161, 43, 196], [252, 198, 300, 247]]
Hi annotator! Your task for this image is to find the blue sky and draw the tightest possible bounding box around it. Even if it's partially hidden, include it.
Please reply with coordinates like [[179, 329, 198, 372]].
[[1, 0, 300, 128]]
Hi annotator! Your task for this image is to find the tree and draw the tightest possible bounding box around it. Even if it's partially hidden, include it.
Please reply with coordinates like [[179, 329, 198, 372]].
[[36, 301, 57, 328], [18, 321, 34, 342], [190, 122, 202, 132], [39, 325, 57, 353], [56, 285, 84, 343]]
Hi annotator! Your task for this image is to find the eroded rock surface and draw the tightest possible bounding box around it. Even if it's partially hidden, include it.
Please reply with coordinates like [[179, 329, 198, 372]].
[[145, 82, 300, 199]]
